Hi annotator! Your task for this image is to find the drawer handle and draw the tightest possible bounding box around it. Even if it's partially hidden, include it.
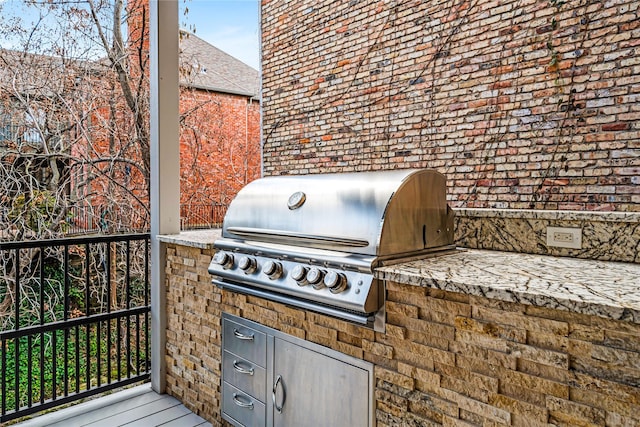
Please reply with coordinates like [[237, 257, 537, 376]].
[[233, 328, 255, 341], [232, 393, 254, 410], [272, 374, 286, 413], [233, 360, 255, 376]]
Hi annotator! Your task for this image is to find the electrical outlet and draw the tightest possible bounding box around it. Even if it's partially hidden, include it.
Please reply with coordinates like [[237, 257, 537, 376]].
[[546, 227, 582, 249]]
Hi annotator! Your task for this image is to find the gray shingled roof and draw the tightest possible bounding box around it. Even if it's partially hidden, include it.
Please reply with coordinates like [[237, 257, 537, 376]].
[[179, 30, 260, 99]]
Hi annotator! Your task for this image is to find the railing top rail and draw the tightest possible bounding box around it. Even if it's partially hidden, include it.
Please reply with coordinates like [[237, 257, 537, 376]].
[[0, 232, 150, 250]]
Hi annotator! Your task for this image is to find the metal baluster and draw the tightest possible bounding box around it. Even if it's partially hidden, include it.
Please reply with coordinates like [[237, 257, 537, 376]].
[[144, 237, 150, 370], [116, 316, 121, 381], [27, 335, 32, 407], [84, 243, 90, 316], [14, 338, 19, 412], [85, 323, 91, 391], [39, 249, 45, 404], [126, 241, 132, 378], [96, 321, 101, 387], [52, 331, 57, 400], [85, 243, 91, 391], [75, 325, 80, 394], [64, 245, 69, 396], [136, 313, 140, 375], [14, 248, 20, 412], [106, 241, 111, 384], [1, 338, 6, 416]]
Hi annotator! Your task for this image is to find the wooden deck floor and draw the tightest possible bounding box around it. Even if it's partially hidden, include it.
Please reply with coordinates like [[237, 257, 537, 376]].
[[13, 384, 212, 427]]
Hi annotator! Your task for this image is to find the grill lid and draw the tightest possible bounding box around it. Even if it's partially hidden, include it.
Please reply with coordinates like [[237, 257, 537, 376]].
[[222, 169, 454, 257]]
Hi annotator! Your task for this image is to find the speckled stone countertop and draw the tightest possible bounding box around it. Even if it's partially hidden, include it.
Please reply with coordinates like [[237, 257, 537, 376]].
[[376, 249, 640, 324], [159, 230, 640, 325], [454, 208, 640, 222], [157, 229, 221, 249]]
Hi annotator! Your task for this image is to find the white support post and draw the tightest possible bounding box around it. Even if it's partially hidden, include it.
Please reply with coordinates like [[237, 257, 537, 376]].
[[149, 0, 180, 394]]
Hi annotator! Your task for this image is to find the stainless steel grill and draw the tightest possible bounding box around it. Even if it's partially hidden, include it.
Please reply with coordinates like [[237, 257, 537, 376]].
[[208, 169, 454, 330]]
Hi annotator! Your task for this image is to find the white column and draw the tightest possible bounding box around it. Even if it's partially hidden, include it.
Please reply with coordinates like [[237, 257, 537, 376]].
[[149, 0, 180, 393]]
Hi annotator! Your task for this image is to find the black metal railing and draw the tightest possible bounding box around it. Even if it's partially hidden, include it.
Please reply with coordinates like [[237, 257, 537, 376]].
[[180, 203, 227, 230], [0, 234, 151, 423]]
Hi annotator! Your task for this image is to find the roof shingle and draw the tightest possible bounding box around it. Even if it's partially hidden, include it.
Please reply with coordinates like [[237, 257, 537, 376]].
[[179, 30, 260, 99]]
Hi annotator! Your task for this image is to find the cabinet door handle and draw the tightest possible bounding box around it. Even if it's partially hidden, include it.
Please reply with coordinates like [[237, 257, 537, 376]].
[[233, 328, 255, 341], [272, 374, 286, 413], [232, 393, 254, 410], [233, 360, 255, 376]]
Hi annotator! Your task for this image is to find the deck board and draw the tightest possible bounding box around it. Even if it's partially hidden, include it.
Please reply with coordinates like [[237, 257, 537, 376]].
[[120, 403, 192, 426], [158, 412, 211, 427], [13, 384, 212, 427], [44, 389, 166, 427], [87, 396, 183, 427]]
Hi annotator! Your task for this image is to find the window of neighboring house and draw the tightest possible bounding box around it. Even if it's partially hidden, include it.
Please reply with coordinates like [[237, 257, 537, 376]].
[[22, 109, 45, 145], [0, 111, 10, 146], [0, 125, 9, 146], [0, 108, 47, 146]]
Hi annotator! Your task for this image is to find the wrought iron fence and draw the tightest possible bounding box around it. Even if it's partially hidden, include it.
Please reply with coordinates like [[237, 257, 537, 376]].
[[0, 233, 151, 423], [64, 206, 149, 235], [180, 203, 227, 230], [60, 203, 224, 234]]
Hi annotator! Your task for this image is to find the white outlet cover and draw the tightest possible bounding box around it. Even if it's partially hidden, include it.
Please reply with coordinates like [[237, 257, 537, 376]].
[[546, 226, 582, 249]]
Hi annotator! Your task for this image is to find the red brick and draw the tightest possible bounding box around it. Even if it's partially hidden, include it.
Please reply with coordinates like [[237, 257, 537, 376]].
[[601, 123, 630, 131], [260, 0, 640, 212]]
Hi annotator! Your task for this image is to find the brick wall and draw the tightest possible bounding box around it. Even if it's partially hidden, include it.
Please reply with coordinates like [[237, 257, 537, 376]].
[[165, 243, 640, 426], [180, 89, 261, 208], [261, 0, 640, 211]]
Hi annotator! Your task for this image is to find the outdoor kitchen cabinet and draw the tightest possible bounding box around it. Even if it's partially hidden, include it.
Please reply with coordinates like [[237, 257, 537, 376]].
[[222, 313, 374, 427]]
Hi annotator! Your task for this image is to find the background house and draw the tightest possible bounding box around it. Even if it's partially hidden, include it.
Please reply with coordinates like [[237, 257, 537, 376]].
[[178, 31, 261, 228], [0, 29, 261, 237]]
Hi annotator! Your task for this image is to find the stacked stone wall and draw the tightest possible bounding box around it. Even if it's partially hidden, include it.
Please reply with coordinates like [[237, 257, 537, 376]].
[[165, 243, 640, 426], [165, 245, 224, 424]]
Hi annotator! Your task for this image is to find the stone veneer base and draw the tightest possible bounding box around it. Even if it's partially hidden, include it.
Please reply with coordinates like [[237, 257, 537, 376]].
[[163, 241, 640, 427]]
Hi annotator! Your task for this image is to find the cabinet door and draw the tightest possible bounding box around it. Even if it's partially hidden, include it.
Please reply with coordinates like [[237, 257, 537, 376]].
[[272, 338, 371, 427]]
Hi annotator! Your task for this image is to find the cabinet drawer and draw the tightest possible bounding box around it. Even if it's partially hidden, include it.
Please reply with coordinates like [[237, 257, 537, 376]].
[[223, 350, 266, 401], [222, 382, 266, 427], [223, 318, 266, 366]]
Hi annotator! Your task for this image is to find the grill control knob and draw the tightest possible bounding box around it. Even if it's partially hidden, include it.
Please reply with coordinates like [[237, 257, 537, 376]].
[[306, 268, 325, 289], [324, 271, 348, 293], [238, 256, 257, 274], [291, 265, 308, 285], [212, 251, 234, 269], [263, 261, 283, 280]]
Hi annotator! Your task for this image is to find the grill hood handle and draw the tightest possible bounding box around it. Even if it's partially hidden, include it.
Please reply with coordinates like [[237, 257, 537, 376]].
[[226, 227, 370, 248]]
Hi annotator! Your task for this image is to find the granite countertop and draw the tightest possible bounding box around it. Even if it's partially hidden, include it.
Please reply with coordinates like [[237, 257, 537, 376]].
[[157, 229, 221, 249], [375, 249, 640, 324], [454, 207, 639, 222], [159, 230, 640, 325]]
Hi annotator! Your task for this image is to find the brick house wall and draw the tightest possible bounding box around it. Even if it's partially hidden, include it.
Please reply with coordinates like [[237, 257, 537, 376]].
[[260, 0, 639, 211], [67, 5, 262, 231], [179, 88, 261, 209]]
